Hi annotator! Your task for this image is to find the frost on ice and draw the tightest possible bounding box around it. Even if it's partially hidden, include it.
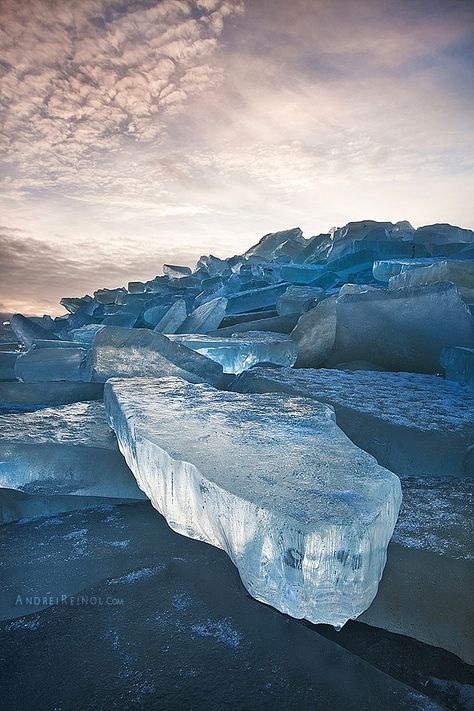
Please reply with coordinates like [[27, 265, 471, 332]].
[[104, 376, 402, 629]]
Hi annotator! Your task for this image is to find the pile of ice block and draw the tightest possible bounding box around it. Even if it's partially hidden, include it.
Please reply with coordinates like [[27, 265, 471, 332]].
[[1, 219, 473, 659]]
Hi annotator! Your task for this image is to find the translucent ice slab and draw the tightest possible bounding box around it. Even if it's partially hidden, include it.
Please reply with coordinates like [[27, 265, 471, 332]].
[[0, 402, 145, 500], [104, 377, 401, 628], [389, 260, 474, 301], [90, 326, 225, 386], [168, 332, 298, 373], [177, 297, 227, 334]]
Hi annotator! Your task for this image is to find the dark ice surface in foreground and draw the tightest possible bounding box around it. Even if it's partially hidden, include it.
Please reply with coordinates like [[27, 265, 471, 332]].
[[0, 502, 472, 711]]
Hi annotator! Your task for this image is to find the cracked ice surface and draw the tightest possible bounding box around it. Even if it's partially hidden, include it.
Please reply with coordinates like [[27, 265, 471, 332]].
[[104, 377, 402, 628]]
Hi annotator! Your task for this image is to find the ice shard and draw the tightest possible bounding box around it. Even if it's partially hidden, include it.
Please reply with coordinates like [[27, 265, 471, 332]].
[[231, 366, 474, 476], [168, 332, 298, 373], [163, 264, 192, 278], [177, 297, 227, 334], [291, 282, 474, 373], [440, 346, 474, 389], [105, 377, 401, 628], [90, 326, 226, 386], [0, 402, 145, 500], [226, 284, 289, 314], [154, 299, 187, 333], [244, 227, 304, 259]]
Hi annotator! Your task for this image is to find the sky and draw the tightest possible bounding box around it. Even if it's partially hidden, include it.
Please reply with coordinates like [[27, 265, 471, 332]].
[[0, 0, 473, 314]]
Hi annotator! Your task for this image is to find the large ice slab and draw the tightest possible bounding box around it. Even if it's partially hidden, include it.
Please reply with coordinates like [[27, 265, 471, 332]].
[[15, 347, 90, 382], [90, 326, 225, 386], [0, 402, 145, 500], [105, 377, 401, 628], [389, 260, 474, 301], [441, 346, 474, 389], [168, 332, 298, 373], [232, 367, 474, 476], [291, 282, 474, 373], [210, 313, 299, 337]]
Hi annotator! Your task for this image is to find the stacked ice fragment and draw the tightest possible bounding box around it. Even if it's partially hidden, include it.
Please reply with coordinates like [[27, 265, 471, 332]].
[[2, 218, 474, 651]]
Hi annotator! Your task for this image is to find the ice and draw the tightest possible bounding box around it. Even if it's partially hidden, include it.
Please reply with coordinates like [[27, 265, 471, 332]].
[[276, 285, 324, 315], [162, 264, 192, 278], [0, 381, 103, 410], [128, 281, 146, 293], [10, 313, 60, 348], [389, 260, 474, 302], [104, 376, 401, 628], [244, 227, 304, 259], [153, 299, 187, 333], [441, 346, 474, 389], [67, 323, 105, 346], [0, 401, 145, 500], [89, 326, 226, 386], [414, 223, 474, 245], [280, 264, 327, 285], [101, 311, 139, 327], [331, 220, 415, 245], [196, 254, 230, 276], [226, 284, 289, 314], [177, 296, 227, 334], [211, 313, 299, 337], [94, 287, 125, 304], [372, 258, 441, 282], [168, 332, 298, 373], [360, 475, 474, 663], [15, 347, 90, 382], [231, 367, 474, 476], [291, 282, 474, 373], [0, 351, 18, 381]]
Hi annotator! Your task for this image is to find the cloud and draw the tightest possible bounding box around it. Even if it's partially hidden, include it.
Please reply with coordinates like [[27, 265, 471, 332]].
[[0, 0, 244, 197]]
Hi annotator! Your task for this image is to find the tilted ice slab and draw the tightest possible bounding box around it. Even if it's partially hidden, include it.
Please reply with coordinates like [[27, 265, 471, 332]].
[[389, 259, 474, 301], [89, 326, 225, 386], [168, 332, 298, 373], [0, 402, 145, 501], [104, 377, 402, 628], [232, 367, 474, 476]]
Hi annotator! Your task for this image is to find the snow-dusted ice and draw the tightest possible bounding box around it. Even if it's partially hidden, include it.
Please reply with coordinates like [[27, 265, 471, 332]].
[[105, 376, 401, 628], [232, 366, 474, 476]]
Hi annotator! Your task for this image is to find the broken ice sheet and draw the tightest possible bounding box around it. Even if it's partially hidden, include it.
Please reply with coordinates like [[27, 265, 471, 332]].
[[105, 376, 401, 628]]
